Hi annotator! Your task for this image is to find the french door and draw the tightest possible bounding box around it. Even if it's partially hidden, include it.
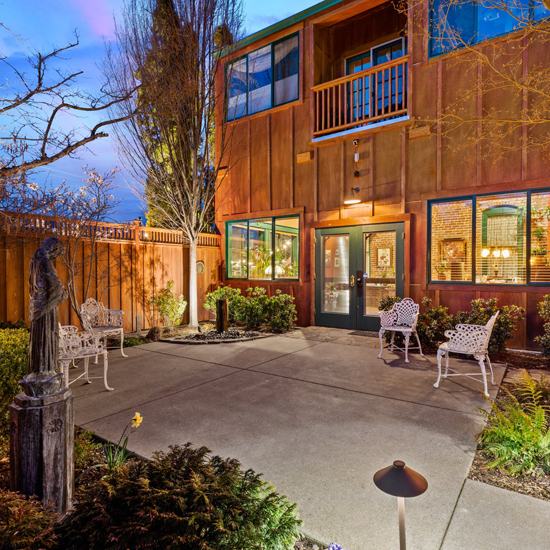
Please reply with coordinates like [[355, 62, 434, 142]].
[[314, 223, 405, 330]]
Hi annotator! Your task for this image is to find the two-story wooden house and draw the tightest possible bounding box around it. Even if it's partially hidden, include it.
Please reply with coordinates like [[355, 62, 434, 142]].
[[215, 0, 550, 349]]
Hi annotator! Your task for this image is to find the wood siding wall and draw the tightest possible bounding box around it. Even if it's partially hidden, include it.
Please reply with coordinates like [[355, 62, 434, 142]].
[[0, 218, 221, 332], [215, 0, 550, 349]]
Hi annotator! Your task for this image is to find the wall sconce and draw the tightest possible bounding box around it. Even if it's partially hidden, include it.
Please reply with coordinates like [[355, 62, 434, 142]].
[[344, 186, 362, 205], [353, 139, 360, 178]]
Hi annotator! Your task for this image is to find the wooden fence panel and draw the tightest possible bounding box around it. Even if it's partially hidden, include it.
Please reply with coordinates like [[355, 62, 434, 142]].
[[0, 215, 221, 332]]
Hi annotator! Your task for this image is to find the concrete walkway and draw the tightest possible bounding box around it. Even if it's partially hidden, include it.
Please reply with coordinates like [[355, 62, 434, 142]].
[[71, 329, 549, 549]]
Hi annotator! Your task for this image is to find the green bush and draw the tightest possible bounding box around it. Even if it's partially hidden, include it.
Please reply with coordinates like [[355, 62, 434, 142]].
[[415, 298, 454, 353], [233, 287, 270, 330], [508, 369, 550, 408], [59, 444, 301, 550], [74, 429, 103, 471], [110, 336, 150, 348], [454, 298, 524, 356], [0, 489, 59, 549], [0, 329, 29, 455], [203, 286, 242, 324], [535, 294, 550, 356], [0, 320, 28, 331], [149, 280, 187, 327], [477, 374, 550, 477], [266, 291, 298, 333]]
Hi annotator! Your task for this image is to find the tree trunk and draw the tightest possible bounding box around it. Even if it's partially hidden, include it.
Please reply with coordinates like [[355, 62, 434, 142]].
[[189, 238, 199, 328]]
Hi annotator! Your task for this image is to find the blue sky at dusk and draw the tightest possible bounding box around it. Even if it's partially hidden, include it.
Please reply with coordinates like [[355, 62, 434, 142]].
[[2, 0, 320, 222]]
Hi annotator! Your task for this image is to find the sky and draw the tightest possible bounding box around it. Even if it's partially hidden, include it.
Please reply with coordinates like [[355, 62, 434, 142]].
[[1, 0, 322, 222]]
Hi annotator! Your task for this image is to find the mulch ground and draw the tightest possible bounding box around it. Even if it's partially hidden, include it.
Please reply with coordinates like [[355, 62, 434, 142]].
[[493, 350, 550, 370]]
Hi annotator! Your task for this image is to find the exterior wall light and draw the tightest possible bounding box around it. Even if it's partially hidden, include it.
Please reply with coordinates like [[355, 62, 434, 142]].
[[344, 186, 362, 205]]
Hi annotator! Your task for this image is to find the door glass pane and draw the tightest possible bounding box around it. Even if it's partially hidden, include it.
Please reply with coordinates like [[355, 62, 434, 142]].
[[322, 235, 350, 314], [274, 217, 299, 279], [227, 221, 248, 278], [249, 218, 272, 280], [364, 232, 396, 316]]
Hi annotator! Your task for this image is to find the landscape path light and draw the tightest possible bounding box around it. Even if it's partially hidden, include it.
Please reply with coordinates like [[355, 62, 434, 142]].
[[373, 460, 428, 550]]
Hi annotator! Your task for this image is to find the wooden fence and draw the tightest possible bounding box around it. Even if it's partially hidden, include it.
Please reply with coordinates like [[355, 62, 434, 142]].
[[0, 214, 222, 332]]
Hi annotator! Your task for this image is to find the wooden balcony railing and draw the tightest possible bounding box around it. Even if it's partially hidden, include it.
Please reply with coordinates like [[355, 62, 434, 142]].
[[312, 56, 409, 138]]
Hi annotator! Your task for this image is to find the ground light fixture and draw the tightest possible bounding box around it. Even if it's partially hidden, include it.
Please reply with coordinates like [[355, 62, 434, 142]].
[[344, 186, 362, 205], [373, 460, 428, 550]]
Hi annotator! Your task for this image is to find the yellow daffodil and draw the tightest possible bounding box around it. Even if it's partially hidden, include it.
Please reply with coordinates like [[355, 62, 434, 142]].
[[131, 412, 143, 428]]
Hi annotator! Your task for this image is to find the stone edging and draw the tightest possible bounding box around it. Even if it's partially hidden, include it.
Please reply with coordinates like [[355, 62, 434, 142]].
[[158, 334, 274, 345]]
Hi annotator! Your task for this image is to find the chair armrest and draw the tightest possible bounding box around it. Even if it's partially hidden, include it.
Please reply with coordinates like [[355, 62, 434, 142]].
[[60, 325, 79, 334], [107, 309, 124, 327], [455, 324, 485, 332], [379, 310, 396, 328], [60, 331, 104, 355]]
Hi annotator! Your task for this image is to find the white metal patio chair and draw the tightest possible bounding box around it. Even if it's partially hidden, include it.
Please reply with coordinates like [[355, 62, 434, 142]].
[[433, 312, 499, 397], [377, 298, 424, 363], [59, 324, 113, 391], [80, 298, 127, 363]]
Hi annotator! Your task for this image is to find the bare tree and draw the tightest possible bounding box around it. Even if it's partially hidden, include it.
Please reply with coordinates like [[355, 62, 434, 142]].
[[404, 0, 550, 157], [0, 27, 138, 179], [46, 167, 126, 325], [104, 0, 243, 328]]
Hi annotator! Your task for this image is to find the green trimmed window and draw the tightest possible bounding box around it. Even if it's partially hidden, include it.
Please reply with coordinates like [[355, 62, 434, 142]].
[[430, 0, 548, 57], [226, 34, 299, 121], [429, 190, 550, 285], [227, 216, 299, 280]]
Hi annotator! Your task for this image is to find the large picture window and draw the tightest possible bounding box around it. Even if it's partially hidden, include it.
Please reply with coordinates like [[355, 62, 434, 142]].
[[227, 216, 299, 280], [430, 0, 548, 56], [227, 34, 299, 121], [429, 190, 550, 285]]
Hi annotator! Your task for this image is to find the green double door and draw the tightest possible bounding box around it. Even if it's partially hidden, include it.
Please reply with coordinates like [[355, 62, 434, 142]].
[[314, 223, 405, 330]]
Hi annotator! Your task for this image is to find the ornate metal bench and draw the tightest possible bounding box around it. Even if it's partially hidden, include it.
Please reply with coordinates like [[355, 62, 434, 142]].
[[433, 312, 499, 397], [58, 324, 112, 391], [80, 298, 128, 363], [378, 298, 424, 363]]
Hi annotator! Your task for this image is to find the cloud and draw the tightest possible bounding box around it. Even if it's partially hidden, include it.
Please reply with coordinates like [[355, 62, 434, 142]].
[[73, 0, 121, 41]]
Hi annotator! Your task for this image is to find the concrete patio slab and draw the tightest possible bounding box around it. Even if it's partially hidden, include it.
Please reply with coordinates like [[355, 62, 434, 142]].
[[249, 341, 505, 414], [441, 480, 550, 550], [72, 335, 511, 550]]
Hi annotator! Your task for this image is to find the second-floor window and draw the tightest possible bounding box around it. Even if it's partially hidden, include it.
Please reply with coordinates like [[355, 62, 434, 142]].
[[227, 34, 299, 121], [430, 0, 548, 56]]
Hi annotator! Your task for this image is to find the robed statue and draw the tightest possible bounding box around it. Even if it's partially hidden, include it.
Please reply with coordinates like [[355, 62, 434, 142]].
[[23, 237, 68, 396]]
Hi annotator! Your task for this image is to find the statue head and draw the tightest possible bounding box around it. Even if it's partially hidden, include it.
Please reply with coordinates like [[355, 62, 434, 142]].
[[39, 237, 64, 260]]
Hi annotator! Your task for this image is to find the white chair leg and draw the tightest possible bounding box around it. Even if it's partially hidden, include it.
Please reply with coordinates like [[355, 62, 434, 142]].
[[103, 352, 113, 392], [120, 331, 128, 358], [415, 331, 424, 357], [434, 351, 443, 388], [404, 333, 410, 363], [390, 332, 395, 352], [444, 352, 450, 378], [486, 354, 495, 385], [378, 329, 385, 359], [84, 357, 91, 384], [477, 356, 489, 397]]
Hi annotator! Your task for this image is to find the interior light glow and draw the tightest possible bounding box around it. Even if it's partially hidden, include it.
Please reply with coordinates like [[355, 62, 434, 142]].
[[481, 249, 490, 257]]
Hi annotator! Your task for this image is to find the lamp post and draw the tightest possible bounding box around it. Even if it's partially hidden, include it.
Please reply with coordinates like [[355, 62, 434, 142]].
[[373, 460, 428, 550]]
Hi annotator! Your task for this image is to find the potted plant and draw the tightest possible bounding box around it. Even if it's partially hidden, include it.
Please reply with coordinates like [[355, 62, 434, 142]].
[[435, 259, 448, 281], [531, 246, 548, 266]]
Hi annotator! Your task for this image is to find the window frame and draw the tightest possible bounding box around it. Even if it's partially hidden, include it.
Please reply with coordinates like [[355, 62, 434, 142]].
[[427, 189, 550, 286], [429, 0, 547, 58], [225, 214, 300, 282], [225, 32, 300, 122]]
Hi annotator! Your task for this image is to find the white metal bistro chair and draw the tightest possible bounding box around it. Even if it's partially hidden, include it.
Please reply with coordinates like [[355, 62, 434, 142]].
[[433, 312, 499, 397], [80, 298, 127, 363], [378, 298, 424, 363], [59, 324, 113, 391]]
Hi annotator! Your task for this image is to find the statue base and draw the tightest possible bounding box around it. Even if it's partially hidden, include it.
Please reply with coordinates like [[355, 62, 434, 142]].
[[10, 386, 74, 517]]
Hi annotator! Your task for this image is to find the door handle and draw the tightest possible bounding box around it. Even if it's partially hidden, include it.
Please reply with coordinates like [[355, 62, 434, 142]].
[[350, 275, 355, 288]]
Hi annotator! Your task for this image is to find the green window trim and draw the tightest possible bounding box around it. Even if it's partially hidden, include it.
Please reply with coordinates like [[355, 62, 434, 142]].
[[428, 189, 549, 286], [225, 32, 300, 122], [226, 215, 300, 281]]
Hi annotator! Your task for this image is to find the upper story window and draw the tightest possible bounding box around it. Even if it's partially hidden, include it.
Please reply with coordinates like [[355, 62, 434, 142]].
[[227, 34, 299, 121], [430, 0, 548, 56]]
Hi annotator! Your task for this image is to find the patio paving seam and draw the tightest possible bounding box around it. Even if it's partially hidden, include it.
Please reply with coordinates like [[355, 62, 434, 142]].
[[437, 476, 468, 550]]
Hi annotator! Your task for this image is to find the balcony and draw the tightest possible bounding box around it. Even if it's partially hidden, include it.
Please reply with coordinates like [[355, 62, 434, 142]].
[[311, 55, 409, 138]]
